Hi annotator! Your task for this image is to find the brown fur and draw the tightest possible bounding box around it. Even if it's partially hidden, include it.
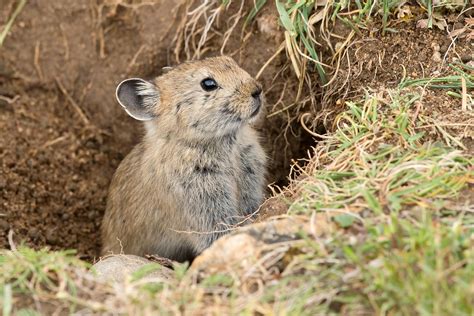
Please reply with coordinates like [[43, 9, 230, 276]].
[[101, 56, 266, 262]]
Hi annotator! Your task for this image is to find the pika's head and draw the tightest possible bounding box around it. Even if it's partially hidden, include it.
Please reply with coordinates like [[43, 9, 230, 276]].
[[116, 56, 263, 138]]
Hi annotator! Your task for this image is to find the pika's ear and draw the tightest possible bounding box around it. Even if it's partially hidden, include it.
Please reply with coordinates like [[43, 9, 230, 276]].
[[115, 78, 160, 121]]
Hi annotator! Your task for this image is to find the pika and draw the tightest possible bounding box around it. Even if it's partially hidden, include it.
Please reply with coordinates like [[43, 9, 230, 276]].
[[101, 56, 266, 262]]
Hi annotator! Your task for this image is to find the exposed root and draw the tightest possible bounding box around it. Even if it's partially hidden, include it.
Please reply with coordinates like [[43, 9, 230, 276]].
[[55, 77, 91, 127]]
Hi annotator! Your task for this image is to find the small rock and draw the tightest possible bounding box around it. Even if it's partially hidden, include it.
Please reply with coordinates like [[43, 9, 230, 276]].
[[257, 196, 289, 221], [0, 178, 7, 189], [29, 227, 40, 239], [46, 231, 58, 245], [257, 14, 283, 43], [453, 22, 464, 30], [461, 54, 472, 63], [26, 159, 36, 168], [0, 99, 11, 111], [190, 217, 313, 277], [0, 219, 10, 231], [92, 255, 174, 283], [439, 44, 449, 54]]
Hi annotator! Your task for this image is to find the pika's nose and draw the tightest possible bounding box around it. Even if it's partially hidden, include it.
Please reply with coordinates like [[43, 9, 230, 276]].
[[251, 88, 262, 100]]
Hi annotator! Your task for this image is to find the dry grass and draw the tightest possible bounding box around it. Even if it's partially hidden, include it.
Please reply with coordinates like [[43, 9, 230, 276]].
[[0, 0, 27, 47], [171, 0, 472, 138]]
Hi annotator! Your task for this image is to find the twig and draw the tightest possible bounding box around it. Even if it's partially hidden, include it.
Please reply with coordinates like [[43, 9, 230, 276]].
[[0, 95, 19, 104], [41, 134, 70, 149], [461, 76, 467, 112], [0, 0, 27, 47], [55, 77, 91, 126], [99, 27, 106, 59], [8, 229, 17, 252], [59, 23, 70, 61], [256, 43, 285, 80], [34, 41, 44, 81], [126, 44, 146, 74], [300, 112, 331, 139]]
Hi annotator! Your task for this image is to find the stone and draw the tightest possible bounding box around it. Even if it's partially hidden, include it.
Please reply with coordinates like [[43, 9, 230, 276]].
[[190, 217, 315, 278], [91, 254, 174, 283], [0, 219, 10, 231]]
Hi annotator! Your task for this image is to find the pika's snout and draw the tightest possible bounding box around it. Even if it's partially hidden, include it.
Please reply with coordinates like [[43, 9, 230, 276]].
[[251, 87, 262, 100], [250, 86, 262, 118]]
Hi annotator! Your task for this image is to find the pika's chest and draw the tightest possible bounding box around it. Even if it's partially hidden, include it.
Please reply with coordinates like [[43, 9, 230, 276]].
[[154, 142, 238, 179]]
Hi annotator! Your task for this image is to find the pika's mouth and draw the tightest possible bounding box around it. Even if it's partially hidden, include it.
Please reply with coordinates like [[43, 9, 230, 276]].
[[250, 103, 261, 118]]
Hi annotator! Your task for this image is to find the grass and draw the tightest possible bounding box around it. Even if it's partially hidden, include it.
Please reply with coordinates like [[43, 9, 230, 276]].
[[400, 63, 474, 89], [0, 247, 90, 315], [173, 0, 470, 115], [284, 88, 473, 314], [0, 0, 27, 47], [290, 89, 473, 215], [1, 86, 473, 314]]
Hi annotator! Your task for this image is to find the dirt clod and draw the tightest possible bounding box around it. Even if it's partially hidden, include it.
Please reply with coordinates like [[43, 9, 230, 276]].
[[0, 219, 10, 232]]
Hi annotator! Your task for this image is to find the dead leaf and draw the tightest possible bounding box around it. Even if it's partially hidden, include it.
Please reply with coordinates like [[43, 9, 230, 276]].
[[416, 15, 448, 31], [467, 30, 474, 41], [432, 14, 448, 30], [309, 10, 325, 25], [449, 27, 466, 37]]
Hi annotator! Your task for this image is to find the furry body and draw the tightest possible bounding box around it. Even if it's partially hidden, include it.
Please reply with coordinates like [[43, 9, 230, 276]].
[[101, 56, 266, 261]]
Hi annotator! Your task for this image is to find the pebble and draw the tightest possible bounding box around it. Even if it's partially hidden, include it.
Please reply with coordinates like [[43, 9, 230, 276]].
[[461, 54, 472, 63], [453, 22, 464, 30], [0, 99, 11, 111], [46, 231, 59, 245], [439, 44, 449, 54], [432, 51, 442, 62], [61, 213, 70, 221], [29, 227, 40, 239], [92, 255, 174, 283], [0, 219, 10, 231]]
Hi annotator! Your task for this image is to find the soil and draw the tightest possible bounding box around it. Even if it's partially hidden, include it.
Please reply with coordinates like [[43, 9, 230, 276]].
[[0, 0, 183, 260], [1, 0, 472, 260]]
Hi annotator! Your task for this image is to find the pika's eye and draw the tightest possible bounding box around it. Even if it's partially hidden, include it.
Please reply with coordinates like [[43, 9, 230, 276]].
[[200, 78, 218, 91]]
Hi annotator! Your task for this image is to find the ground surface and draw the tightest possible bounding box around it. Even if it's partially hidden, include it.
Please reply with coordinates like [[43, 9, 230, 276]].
[[0, 0, 472, 262], [0, 0, 183, 260], [1, 1, 473, 314]]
